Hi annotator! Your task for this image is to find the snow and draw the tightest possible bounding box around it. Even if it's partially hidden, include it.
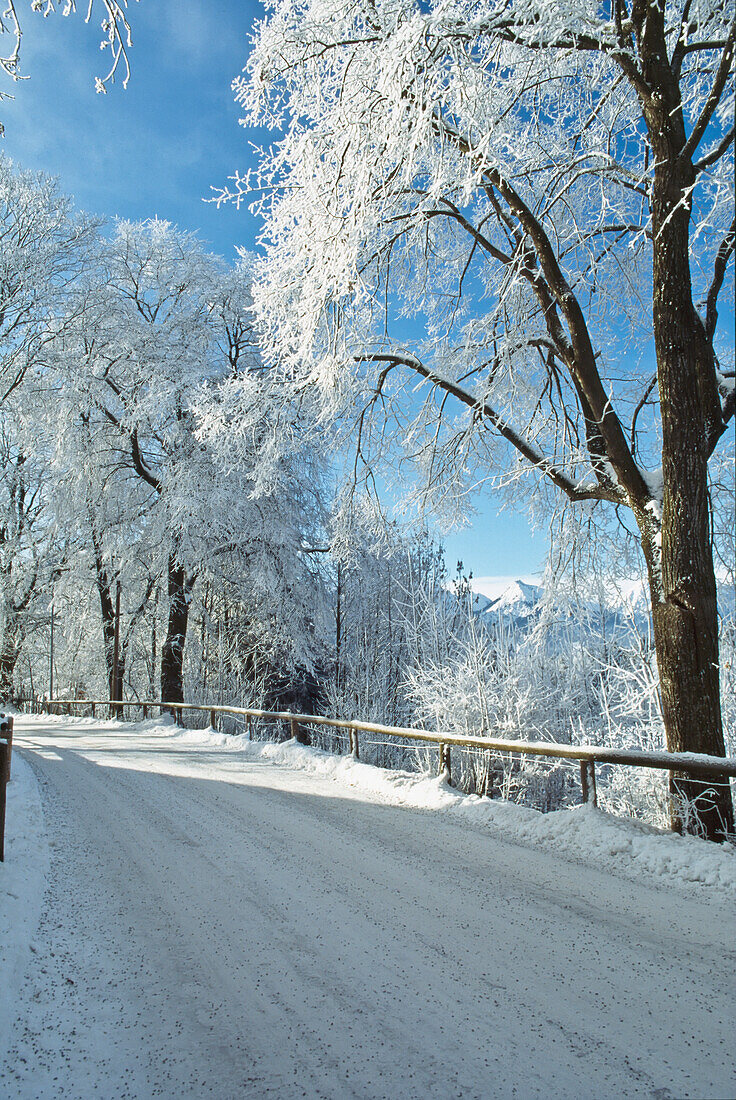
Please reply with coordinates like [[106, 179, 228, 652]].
[[469, 574, 735, 620], [470, 574, 543, 602], [2, 714, 735, 1099], [486, 579, 543, 612], [641, 467, 664, 504], [0, 751, 50, 1037], [171, 723, 736, 895]]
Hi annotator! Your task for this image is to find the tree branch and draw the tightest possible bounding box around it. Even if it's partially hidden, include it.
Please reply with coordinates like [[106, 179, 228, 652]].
[[694, 126, 735, 173], [705, 216, 735, 342], [360, 352, 621, 504], [424, 110, 652, 504], [630, 372, 658, 458], [680, 20, 736, 164]]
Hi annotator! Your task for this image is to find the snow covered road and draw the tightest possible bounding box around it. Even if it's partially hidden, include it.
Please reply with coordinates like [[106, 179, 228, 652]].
[[2, 717, 735, 1100]]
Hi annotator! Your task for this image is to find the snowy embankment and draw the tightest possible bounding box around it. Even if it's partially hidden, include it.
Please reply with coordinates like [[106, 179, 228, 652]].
[[171, 719, 736, 896], [0, 751, 50, 1033]]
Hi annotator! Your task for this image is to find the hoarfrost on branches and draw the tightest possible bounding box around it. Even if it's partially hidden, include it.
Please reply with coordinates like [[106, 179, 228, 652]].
[[227, 0, 736, 839], [0, 1, 139, 132]]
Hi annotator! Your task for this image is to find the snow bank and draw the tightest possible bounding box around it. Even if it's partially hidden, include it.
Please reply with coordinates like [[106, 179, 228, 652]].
[[166, 722, 736, 897], [0, 753, 50, 1032]]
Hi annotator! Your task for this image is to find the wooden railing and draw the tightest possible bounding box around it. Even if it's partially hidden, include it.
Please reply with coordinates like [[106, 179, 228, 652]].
[[40, 698, 736, 811], [0, 713, 14, 862]]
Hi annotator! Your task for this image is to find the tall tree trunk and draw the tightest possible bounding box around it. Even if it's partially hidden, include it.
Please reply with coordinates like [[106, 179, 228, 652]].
[[150, 599, 157, 699], [638, 25, 734, 841], [640, 530, 732, 839], [90, 525, 124, 709], [648, 283, 733, 839], [93, 563, 125, 710], [0, 612, 22, 703], [160, 554, 196, 712]]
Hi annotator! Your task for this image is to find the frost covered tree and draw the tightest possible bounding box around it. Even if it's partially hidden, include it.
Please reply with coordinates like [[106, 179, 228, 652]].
[[231, 0, 736, 839], [0, 150, 94, 699], [193, 284, 332, 710], [0, 1, 138, 133], [327, 523, 445, 729], [0, 156, 97, 402], [51, 221, 330, 708], [54, 219, 222, 707], [47, 395, 159, 705], [0, 414, 57, 701]]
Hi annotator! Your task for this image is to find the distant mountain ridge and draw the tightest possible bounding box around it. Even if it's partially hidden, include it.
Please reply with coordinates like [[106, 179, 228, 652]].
[[487, 579, 543, 612], [466, 576, 735, 631]]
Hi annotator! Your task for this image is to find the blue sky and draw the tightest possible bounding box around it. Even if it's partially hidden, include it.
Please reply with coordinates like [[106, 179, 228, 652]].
[[0, 0, 545, 580]]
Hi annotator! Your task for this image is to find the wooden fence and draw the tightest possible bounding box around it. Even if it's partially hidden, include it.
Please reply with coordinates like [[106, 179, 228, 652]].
[[0, 713, 14, 862], [40, 698, 736, 813]]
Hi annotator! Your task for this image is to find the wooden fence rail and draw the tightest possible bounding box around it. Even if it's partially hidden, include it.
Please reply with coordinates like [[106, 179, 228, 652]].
[[39, 698, 736, 811]]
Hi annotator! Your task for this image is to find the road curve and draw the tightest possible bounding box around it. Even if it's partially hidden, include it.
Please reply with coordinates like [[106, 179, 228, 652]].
[[2, 717, 735, 1100]]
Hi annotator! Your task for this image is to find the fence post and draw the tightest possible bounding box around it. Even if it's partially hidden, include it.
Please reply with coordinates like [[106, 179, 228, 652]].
[[439, 743, 452, 786], [290, 717, 311, 745], [0, 715, 12, 780], [210, 709, 217, 731], [350, 727, 360, 759], [246, 715, 252, 740], [0, 730, 11, 861], [580, 760, 597, 806]]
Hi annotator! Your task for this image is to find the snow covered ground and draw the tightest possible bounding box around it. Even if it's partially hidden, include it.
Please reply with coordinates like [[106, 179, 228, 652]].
[[1, 714, 735, 1099]]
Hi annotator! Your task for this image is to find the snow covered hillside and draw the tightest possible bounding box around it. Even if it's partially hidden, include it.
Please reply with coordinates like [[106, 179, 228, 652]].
[[1, 715, 735, 1099]]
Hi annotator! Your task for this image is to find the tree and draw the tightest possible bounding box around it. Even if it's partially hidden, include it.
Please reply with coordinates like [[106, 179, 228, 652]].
[[327, 520, 446, 730], [52, 220, 331, 709], [0, 415, 56, 701], [49, 401, 158, 705], [0, 156, 98, 403], [192, 276, 332, 709], [55, 219, 218, 707], [230, 0, 736, 839], [0, 157, 99, 698], [0, 1, 138, 133]]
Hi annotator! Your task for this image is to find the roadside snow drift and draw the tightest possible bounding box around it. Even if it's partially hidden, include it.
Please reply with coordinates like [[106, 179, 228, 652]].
[[170, 720, 736, 895]]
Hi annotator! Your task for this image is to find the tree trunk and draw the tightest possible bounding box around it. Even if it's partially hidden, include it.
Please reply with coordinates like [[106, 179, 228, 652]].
[[641, 533, 732, 840], [160, 554, 196, 712], [90, 524, 127, 710], [94, 567, 126, 711], [150, 603, 157, 699], [639, 34, 734, 841], [0, 613, 22, 703]]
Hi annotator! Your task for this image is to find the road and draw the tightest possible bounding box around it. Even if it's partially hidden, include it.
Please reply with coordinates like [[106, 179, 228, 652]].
[[2, 716, 735, 1099]]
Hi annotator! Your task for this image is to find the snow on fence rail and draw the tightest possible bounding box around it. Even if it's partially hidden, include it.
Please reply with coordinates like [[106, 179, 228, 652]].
[[40, 699, 736, 811]]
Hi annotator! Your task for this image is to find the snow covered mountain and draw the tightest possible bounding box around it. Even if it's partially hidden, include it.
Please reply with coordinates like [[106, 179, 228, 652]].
[[486, 580, 543, 614], [468, 576, 735, 635]]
